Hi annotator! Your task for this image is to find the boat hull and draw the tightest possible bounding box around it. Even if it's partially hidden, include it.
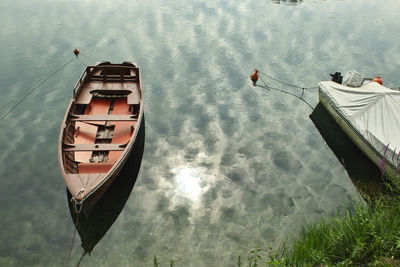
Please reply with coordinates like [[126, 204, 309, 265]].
[[319, 89, 396, 177]]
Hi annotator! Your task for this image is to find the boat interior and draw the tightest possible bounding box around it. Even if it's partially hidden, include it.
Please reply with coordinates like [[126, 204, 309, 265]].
[[62, 63, 141, 175]]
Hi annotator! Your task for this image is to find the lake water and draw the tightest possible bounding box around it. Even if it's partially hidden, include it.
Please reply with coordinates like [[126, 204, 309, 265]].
[[1, 0, 400, 266]]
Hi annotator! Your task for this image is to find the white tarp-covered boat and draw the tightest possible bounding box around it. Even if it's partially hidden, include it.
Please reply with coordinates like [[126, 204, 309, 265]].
[[318, 80, 400, 177]]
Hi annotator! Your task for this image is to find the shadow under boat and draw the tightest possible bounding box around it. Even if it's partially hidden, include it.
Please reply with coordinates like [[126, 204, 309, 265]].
[[310, 103, 386, 198], [67, 116, 145, 254]]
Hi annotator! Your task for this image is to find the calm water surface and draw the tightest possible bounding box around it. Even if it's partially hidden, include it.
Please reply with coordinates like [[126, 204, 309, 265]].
[[1, 0, 400, 266]]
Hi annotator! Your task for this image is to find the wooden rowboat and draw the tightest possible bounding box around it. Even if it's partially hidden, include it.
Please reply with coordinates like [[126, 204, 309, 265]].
[[58, 61, 144, 213]]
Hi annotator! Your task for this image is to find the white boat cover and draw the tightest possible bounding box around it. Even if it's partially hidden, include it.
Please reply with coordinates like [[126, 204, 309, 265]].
[[319, 81, 400, 168]]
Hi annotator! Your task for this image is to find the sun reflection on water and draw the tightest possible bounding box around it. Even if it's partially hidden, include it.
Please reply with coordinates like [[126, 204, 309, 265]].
[[173, 166, 203, 202]]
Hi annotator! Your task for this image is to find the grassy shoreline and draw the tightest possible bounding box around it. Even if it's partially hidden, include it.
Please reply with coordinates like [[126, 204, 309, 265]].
[[269, 201, 400, 266], [264, 175, 400, 266]]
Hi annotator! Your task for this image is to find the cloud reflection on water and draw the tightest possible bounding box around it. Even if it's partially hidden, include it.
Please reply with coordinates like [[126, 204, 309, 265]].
[[1, 0, 400, 266], [273, 0, 303, 4]]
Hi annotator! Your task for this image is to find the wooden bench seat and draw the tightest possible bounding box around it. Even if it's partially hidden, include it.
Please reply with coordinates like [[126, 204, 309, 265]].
[[74, 122, 97, 163], [70, 114, 137, 122], [89, 75, 137, 82], [63, 143, 127, 152]]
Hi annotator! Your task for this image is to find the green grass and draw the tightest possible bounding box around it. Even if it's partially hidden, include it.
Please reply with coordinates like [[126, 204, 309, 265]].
[[266, 175, 400, 266], [272, 200, 400, 266], [153, 255, 174, 267]]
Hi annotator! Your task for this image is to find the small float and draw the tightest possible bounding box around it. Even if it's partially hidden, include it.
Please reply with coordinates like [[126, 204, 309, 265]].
[[318, 72, 400, 177], [58, 61, 144, 213]]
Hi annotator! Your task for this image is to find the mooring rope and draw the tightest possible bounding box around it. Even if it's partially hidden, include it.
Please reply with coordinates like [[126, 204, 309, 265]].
[[65, 188, 85, 267], [80, 51, 97, 62], [64, 227, 78, 267], [65, 222, 87, 267], [77, 56, 88, 68], [258, 70, 319, 90], [257, 84, 314, 110], [0, 101, 14, 116], [256, 71, 316, 110], [76, 251, 87, 267], [0, 56, 76, 123], [0, 73, 48, 118], [258, 73, 270, 90]]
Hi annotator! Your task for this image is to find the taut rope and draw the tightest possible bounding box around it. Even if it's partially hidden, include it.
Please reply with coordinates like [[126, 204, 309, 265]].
[[0, 56, 76, 123], [256, 71, 316, 110]]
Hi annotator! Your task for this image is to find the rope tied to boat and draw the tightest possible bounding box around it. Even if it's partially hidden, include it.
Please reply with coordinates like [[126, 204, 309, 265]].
[[253, 70, 316, 110], [258, 70, 314, 91], [0, 48, 99, 124], [71, 188, 85, 215], [64, 187, 85, 267], [76, 251, 88, 267], [0, 55, 77, 123]]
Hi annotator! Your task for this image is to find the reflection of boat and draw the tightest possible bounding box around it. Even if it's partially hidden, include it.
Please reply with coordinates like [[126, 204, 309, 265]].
[[68, 116, 145, 253], [318, 80, 400, 177], [310, 103, 382, 186], [58, 62, 144, 213]]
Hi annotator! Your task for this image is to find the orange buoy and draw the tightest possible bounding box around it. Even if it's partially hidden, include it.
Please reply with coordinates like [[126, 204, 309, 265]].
[[250, 69, 259, 86], [373, 76, 382, 85], [73, 48, 80, 56]]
